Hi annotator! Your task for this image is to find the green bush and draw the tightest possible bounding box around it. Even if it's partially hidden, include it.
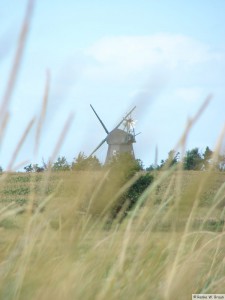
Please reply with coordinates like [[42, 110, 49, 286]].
[[110, 172, 154, 222], [106, 152, 143, 181]]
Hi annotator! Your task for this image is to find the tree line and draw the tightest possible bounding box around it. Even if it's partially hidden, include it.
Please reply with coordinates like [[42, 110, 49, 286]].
[[148, 146, 225, 171], [0, 146, 223, 173], [22, 152, 143, 173], [18, 146, 225, 173]]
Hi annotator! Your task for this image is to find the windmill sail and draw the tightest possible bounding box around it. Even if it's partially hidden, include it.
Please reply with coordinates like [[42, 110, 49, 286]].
[[90, 104, 109, 134], [89, 137, 107, 157]]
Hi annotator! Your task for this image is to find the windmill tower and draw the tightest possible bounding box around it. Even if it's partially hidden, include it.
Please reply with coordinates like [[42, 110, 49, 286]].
[[89, 104, 137, 163]]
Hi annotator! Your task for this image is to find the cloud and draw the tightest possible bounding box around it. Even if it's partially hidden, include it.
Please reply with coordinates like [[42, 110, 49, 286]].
[[84, 34, 222, 81], [172, 87, 206, 104]]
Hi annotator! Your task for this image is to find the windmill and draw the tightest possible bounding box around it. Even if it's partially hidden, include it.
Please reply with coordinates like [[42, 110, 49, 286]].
[[89, 104, 137, 163]]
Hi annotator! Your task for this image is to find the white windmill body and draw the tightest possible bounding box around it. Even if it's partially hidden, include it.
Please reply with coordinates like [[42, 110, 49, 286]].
[[89, 105, 137, 164], [106, 128, 135, 162]]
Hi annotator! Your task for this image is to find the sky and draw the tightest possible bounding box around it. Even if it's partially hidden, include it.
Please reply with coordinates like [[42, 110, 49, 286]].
[[0, 0, 225, 170]]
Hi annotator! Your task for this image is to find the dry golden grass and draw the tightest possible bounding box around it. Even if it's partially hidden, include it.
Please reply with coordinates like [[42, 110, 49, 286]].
[[1, 168, 225, 299]]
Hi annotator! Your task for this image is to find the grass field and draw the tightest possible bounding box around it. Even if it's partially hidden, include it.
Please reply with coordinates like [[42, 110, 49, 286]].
[[0, 169, 225, 299]]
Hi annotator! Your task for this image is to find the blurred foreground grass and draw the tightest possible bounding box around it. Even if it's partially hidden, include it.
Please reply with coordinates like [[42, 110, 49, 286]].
[[0, 169, 225, 299]]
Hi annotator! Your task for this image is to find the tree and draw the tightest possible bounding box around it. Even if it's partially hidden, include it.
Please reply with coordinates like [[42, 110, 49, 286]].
[[146, 164, 158, 171], [52, 156, 70, 171], [217, 153, 225, 171], [159, 150, 180, 169], [42, 158, 53, 171], [24, 163, 44, 173], [106, 152, 143, 181], [203, 146, 213, 169], [183, 148, 203, 170], [34, 164, 44, 172], [24, 164, 34, 172], [72, 152, 102, 171]]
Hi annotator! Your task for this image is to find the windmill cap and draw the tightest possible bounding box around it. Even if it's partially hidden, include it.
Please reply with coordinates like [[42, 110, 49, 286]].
[[106, 128, 135, 145]]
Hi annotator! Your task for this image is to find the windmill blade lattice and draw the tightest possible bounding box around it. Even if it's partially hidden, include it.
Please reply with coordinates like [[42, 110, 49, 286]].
[[112, 106, 136, 131]]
